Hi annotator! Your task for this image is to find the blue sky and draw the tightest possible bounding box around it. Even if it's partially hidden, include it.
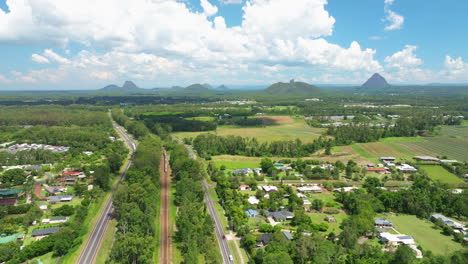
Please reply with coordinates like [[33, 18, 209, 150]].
[[0, 0, 467, 90]]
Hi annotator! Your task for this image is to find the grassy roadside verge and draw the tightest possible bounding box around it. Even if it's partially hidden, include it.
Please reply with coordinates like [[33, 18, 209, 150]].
[[171, 185, 183, 264], [94, 219, 117, 264]]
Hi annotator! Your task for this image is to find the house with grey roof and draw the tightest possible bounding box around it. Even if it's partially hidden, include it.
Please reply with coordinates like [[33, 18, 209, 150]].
[[267, 211, 293, 221], [31, 227, 61, 238]]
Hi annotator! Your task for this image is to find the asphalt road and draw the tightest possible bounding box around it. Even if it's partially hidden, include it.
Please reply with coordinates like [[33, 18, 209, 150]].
[[77, 123, 136, 264], [182, 143, 233, 264]]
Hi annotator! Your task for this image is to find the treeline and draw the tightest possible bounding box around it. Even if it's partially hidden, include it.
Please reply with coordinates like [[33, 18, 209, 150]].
[[192, 134, 333, 158], [0, 105, 110, 127], [142, 115, 217, 132], [170, 145, 221, 263], [109, 136, 162, 263], [112, 110, 150, 139], [328, 115, 454, 144], [339, 176, 468, 219]]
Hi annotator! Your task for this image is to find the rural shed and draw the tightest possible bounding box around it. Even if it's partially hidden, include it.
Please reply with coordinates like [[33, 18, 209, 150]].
[[31, 227, 61, 237]]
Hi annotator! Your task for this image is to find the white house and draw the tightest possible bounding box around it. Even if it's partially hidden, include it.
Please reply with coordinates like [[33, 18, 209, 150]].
[[248, 196, 260, 205], [333, 187, 358, 193], [297, 185, 322, 193], [397, 164, 417, 172], [239, 185, 250, 191], [262, 186, 278, 192], [42, 217, 69, 224], [379, 232, 415, 246]]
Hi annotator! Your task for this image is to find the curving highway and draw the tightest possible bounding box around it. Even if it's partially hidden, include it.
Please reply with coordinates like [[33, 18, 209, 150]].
[[77, 122, 137, 264]]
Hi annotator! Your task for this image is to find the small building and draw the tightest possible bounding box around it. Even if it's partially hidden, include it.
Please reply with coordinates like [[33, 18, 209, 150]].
[[47, 195, 73, 203], [297, 185, 322, 193], [365, 167, 387, 173], [239, 185, 250, 191], [333, 187, 358, 193], [273, 163, 284, 167], [440, 160, 458, 164], [374, 218, 393, 228], [57, 177, 77, 184], [61, 171, 83, 176], [0, 189, 21, 198], [397, 164, 418, 172], [278, 166, 293, 171], [0, 199, 17, 206], [267, 211, 294, 221], [42, 217, 69, 224], [233, 168, 252, 174], [303, 199, 311, 205], [283, 231, 293, 240], [260, 233, 273, 246], [0, 234, 24, 244], [452, 189, 463, 194], [413, 156, 440, 162], [245, 209, 259, 218], [431, 214, 464, 229], [379, 232, 415, 246], [39, 204, 48, 210], [262, 185, 278, 192], [327, 215, 336, 223], [380, 157, 396, 162], [409, 244, 423, 259], [248, 196, 260, 205], [31, 227, 61, 238], [253, 168, 262, 175], [45, 186, 66, 194]]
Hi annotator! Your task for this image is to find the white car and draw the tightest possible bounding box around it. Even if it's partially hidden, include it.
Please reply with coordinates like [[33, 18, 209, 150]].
[[229, 255, 233, 261]]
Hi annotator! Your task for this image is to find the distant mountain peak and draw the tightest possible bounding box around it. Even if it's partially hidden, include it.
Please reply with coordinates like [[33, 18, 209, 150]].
[[264, 80, 324, 95], [362, 73, 390, 88], [122, 81, 138, 89]]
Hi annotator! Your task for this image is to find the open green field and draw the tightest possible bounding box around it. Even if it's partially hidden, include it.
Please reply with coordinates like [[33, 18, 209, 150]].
[[420, 165, 464, 184], [439, 125, 468, 140], [307, 212, 347, 234], [383, 214, 464, 256], [399, 137, 468, 161], [173, 117, 325, 143]]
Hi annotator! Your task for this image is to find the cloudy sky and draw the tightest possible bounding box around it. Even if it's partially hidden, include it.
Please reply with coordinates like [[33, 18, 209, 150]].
[[0, 0, 467, 90]]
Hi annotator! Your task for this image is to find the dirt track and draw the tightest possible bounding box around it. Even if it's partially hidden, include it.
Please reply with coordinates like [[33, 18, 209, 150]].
[[159, 148, 172, 264]]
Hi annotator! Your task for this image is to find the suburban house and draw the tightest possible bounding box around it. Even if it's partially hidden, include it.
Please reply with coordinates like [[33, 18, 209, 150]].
[[303, 199, 311, 205], [452, 189, 463, 194], [62, 171, 84, 177], [431, 214, 464, 229], [297, 185, 322, 193], [259, 233, 273, 247], [320, 164, 334, 170], [57, 177, 77, 184], [378, 232, 415, 246], [333, 187, 358, 193], [0, 189, 21, 198], [31, 227, 61, 239], [273, 163, 284, 167], [47, 195, 73, 203], [39, 204, 48, 210], [267, 211, 294, 221], [42, 217, 69, 224], [440, 160, 458, 164], [262, 185, 278, 192], [397, 164, 418, 172], [245, 209, 259, 218], [45, 185, 66, 194], [239, 185, 250, 191], [327, 215, 336, 223], [374, 218, 393, 228], [278, 166, 293, 171], [248, 196, 260, 205]]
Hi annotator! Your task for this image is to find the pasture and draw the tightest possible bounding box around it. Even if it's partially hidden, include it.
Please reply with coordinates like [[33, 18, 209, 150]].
[[173, 116, 325, 143], [383, 214, 464, 256], [439, 125, 468, 140], [420, 165, 464, 184], [399, 137, 468, 161]]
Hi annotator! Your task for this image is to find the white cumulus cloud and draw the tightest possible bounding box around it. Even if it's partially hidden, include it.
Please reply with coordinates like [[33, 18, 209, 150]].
[[384, 0, 404, 31], [200, 0, 218, 16], [31, 54, 50, 64]]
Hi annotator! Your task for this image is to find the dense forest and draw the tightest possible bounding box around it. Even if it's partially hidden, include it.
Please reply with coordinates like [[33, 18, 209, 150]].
[[170, 144, 221, 263], [109, 136, 162, 263]]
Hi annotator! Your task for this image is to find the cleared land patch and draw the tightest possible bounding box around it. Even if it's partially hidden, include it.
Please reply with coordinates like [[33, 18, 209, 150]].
[[420, 165, 464, 185], [384, 214, 464, 256], [173, 117, 324, 143], [439, 125, 468, 140]]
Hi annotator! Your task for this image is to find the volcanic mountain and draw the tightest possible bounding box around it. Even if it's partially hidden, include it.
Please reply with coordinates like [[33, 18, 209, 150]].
[[362, 73, 390, 89]]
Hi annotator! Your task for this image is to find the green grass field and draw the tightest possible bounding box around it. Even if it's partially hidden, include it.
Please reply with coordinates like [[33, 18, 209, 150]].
[[420, 165, 464, 184], [307, 212, 347, 234], [399, 137, 468, 161], [439, 125, 468, 140], [174, 117, 324, 143], [383, 214, 464, 256]]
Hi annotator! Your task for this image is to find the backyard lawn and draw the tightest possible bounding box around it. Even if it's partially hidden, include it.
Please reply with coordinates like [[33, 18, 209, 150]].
[[384, 214, 464, 256]]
